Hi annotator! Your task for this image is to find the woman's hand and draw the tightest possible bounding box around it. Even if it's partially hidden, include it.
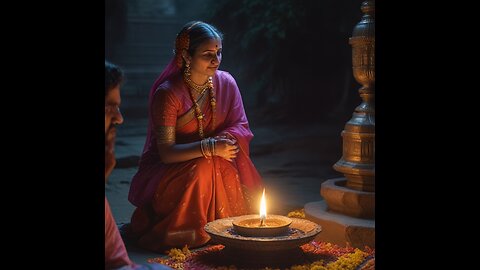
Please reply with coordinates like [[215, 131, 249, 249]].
[[215, 132, 237, 143], [105, 127, 117, 181], [214, 137, 239, 162]]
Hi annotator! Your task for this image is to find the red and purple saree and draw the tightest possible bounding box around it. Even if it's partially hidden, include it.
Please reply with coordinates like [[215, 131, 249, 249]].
[[128, 63, 263, 251]]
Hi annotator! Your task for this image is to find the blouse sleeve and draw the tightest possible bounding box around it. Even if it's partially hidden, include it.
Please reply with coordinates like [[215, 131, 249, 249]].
[[151, 87, 179, 144], [152, 88, 179, 128]]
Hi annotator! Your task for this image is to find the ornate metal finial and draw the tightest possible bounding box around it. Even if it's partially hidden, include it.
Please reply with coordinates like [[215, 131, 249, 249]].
[[333, 0, 375, 192]]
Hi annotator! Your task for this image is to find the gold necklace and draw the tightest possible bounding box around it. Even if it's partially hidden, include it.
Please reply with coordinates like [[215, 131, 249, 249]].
[[184, 75, 216, 139], [184, 75, 209, 94]]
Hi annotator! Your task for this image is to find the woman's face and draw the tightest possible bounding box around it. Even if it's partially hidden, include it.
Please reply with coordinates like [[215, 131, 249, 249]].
[[188, 38, 222, 77]]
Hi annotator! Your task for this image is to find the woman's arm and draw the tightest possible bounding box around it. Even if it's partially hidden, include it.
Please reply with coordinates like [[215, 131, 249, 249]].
[[154, 128, 203, 163], [152, 88, 238, 164], [157, 127, 239, 164]]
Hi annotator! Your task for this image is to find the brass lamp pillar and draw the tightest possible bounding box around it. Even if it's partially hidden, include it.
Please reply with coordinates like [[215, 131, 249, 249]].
[[333, 0, 375, 192], [305, 0, 375, 249]]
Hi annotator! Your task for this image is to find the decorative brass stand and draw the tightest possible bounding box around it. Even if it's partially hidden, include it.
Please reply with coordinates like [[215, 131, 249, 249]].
[[333, 0, 375, 193], [305, 0, 375, 248]]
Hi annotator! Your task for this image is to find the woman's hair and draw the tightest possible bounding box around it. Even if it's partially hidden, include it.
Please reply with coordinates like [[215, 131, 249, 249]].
[[174, 21, 223, 68], [105, 60, 124, 96]]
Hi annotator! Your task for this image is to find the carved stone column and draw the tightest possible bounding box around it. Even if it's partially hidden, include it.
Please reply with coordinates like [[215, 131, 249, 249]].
[[305, 0, 375, 249]]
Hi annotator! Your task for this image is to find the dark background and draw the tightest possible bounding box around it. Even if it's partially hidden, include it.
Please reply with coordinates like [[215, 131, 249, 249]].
[[105, 0, 364, 125]]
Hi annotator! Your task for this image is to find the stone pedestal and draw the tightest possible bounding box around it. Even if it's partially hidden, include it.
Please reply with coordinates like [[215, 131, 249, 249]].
[[320, 178, 374, 219], [305, 200, 374, 249]]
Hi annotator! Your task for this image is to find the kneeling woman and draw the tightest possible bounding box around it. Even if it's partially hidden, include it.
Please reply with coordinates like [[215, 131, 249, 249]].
[[127, 21, 263, 252]]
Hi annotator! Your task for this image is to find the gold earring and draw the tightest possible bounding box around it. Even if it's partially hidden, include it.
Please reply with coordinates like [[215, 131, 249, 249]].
[[184, 62, 191, 77]]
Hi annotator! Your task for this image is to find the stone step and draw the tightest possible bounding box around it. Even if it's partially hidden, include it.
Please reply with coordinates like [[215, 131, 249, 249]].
[[126, 0, 178, 19], [122, 69, 161, 97], [110, 17, 183, 76], [113, 45, 173, 67], [122, 17, 183, 44]]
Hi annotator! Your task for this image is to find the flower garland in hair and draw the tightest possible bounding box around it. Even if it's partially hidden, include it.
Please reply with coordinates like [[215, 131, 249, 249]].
[[175, 31, 189, 68], [174, 21, 202, 68]]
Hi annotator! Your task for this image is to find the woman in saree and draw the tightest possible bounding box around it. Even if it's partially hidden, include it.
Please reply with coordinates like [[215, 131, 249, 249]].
[[126, 21, 263, 252]]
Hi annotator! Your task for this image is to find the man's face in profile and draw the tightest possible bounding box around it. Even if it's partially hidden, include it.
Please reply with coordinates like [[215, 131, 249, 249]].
[[105, 85, 123, 135], [105, 85, 123, 179]]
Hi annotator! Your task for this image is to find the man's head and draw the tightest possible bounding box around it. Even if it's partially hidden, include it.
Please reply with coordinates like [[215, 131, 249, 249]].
[[105, 60, 124, 180], [105, 60, 124, 134]]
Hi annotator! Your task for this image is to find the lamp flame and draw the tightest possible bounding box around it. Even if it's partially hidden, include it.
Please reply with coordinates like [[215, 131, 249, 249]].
[[260, 188, 266, 226]]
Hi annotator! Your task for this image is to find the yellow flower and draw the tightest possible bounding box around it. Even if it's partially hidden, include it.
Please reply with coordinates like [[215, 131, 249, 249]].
[[166, 248, 187, 262], [325, 249, 367, 270], [287, 208, 306, 218], [181, 245, 191, 257]]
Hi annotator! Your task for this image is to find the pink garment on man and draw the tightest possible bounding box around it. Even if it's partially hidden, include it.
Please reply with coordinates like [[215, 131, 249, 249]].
[[105, 196, 132, 269]]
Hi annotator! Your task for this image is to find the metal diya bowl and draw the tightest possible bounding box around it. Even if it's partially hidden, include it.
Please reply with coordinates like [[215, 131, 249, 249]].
[[232, 214, 292, 237], [204, 215, 322, 252]]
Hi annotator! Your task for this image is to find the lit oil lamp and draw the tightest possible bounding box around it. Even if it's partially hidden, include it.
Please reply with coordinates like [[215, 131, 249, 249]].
[[232, 188, 292, 237]]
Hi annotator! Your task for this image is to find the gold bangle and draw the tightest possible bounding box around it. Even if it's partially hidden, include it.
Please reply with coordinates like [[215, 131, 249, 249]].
[[200, 139, 208, 158]]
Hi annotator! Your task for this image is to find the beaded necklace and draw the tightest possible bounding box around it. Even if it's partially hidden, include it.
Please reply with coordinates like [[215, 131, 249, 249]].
[[184, 75, 216, 138]]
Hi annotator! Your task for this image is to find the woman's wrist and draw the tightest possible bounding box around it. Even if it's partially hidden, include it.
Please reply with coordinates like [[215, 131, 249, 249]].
[[200, 137, 216, 158]]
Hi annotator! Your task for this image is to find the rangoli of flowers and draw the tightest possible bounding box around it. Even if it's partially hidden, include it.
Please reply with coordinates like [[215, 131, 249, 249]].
[[147, 210, 375, 270]]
